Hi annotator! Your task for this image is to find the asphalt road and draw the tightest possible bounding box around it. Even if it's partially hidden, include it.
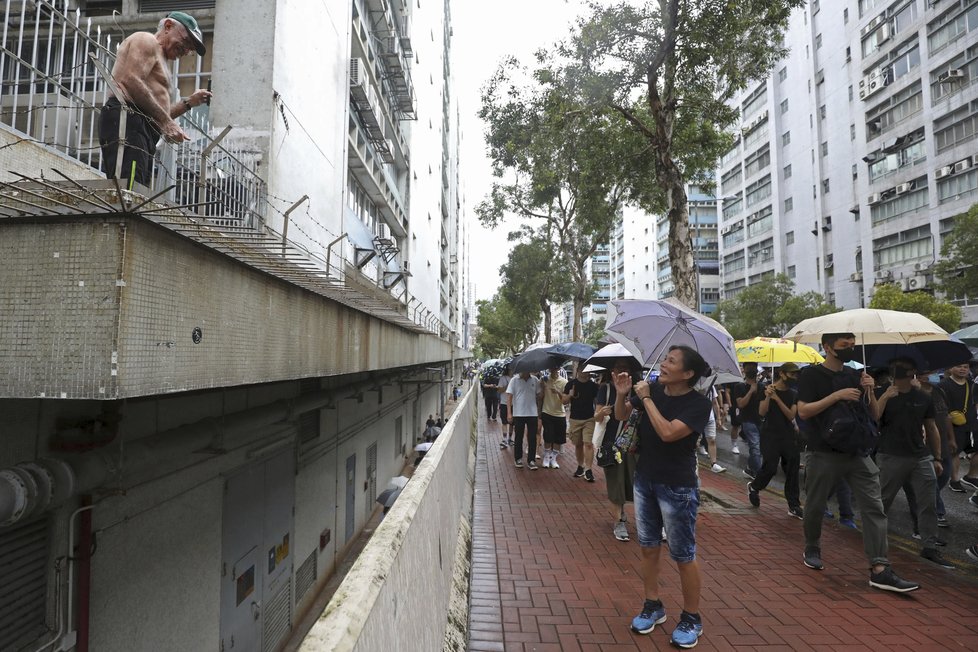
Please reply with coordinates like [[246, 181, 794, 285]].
[[709, 422, 978, 569]]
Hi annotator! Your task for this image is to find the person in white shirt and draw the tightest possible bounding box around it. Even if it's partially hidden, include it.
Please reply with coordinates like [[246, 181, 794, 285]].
[[506, 371, 543, 469], [497, 366, 514, 448]]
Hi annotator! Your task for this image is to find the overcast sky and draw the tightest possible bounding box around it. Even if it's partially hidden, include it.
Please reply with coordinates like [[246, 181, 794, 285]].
[[452, 0, 587, 304]]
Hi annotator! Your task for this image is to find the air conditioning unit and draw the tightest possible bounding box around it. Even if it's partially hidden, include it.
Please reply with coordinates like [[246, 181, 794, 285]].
[[877, 23, 891, 43], [895, 182, 913, 195], [954, 158, 972, 173], [936, 165, 954, 179], [876, 269, 893, 281], [861, 14, 885, 37], [938, 68, 965, 83], [867, 118, 882, 133], [402, 259, 410, 273], [850, 272, 864, 282], [824, 254, 834, 268], [860, 77, 885, 100], [815, 70, 825, 84], [903, 275, 928, 291], [868, 192, 883, 204], [350, 58, 370, 104]]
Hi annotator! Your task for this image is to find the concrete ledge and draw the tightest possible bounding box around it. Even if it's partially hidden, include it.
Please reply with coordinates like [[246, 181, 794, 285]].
[[298, 387, 477, 651]]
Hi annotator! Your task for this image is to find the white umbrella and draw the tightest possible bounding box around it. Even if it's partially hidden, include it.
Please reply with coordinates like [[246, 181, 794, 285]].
[[414, 442, 433, 452], [783, 309, 948, 345], [605, 298, 742, 380], [386, 476, 410, 490], [581, 342, 644, 370]]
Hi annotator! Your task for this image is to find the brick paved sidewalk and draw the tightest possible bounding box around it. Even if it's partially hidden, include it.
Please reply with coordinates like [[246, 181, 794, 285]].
[[467, 416, 978, 651]]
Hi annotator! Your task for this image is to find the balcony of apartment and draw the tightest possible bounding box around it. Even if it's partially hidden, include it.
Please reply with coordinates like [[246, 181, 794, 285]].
[[0, 2, 453, 400]]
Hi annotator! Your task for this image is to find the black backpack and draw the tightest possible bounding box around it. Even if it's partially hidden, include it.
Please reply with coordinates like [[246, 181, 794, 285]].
[[817, 366, 879, 455]]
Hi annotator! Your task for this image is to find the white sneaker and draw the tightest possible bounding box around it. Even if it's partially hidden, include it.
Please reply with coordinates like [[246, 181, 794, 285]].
[[542, 454, 551, 469], [711, 463, 726, 473], [732, 445, 741, 455], [551, 456, 559, 469]]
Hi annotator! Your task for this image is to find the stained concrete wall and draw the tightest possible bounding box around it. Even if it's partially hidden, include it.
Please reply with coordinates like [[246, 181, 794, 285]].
[[298, 385, 476, 652]]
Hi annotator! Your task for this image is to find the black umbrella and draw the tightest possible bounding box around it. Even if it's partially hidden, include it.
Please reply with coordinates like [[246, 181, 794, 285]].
[[511, 348, 564, 374], [376, 487, 402, 508], [550, 342, 598, 360], [861, 338, 973, 371]]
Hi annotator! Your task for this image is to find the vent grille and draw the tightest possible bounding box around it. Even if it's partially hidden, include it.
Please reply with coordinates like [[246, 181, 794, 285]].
[[139, 1, 217, 11], [0, 519, 49, 650], [294, 551, 317, 606], [261, 577, 292, 652]]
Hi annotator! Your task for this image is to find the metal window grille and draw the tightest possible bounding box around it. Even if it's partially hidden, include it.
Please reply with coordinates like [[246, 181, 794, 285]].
[[0, 518, 50, 650]]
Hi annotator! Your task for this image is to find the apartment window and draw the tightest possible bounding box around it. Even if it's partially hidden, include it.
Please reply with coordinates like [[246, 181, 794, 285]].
[[786, 231, 795, 245], [889, 42, 921, 84], [866, 81, 923, 137], [779, 67, 788, 82], [934, 102, 978, 152], [781, 98, 789, 114], [849, 84, 854, 101], [722, 193, 744, 220], [937, 168, 978, 203], [746, 205, 774, 239], [745, 175, 772, 207], [844, 8, 849, 23], [784, 197, 793, 212], [872, 225, 933, 269], [815, 33, 823, 49], [927, 0, 978, 54], [822, 179, 831, 194], [784, 164, 792, 179], [821, 141, 829, 157], [868, 137, 926, 180], [744, 145, 771, 178], [742, 83, 768, 118], [722, 223, 745, 248], [782, 131, 791, 146], [851, 124, 857, 140], [721, 164, 744, 195], [930, 51, 978, 104], [787, 265, 796, 279], [870, 183, 929, 224]]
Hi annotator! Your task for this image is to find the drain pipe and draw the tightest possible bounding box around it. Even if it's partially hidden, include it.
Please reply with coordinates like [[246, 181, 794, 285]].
[[76, 496, 93, 652]]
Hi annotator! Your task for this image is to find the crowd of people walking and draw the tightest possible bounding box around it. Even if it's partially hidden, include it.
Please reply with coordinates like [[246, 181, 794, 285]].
[[478, 327, 978, 648]]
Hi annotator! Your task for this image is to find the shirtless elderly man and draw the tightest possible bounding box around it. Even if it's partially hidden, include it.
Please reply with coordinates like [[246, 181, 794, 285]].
[[99, 12, 211, 187]]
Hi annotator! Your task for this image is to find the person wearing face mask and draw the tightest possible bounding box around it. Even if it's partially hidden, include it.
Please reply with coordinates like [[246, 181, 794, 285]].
[[748, 363, 803, 518], [874, 358, 953, 568], [796, 332, 920, 592]]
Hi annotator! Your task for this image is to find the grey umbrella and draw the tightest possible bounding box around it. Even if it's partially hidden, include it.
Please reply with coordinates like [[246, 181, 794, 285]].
[[376, 487, 402, 508]]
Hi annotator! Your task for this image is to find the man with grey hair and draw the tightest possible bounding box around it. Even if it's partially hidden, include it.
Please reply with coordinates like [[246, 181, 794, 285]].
[[99, 11, 211, 187]]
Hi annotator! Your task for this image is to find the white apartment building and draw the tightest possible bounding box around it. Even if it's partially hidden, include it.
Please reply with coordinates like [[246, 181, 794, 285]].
[[610, 205, 660, 301], [0, 1, 467, 651], [656, 187, 721, 314], [718, 0, 978, 316]]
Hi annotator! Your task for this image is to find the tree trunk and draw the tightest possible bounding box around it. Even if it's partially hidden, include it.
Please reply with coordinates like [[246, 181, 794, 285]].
[[572, 295, 584, 342], [542, 303, 552, 343], [667, 182, 697, 310]]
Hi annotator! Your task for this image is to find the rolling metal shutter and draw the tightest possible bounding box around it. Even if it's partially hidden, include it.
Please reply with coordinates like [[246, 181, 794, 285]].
[[0, 518, 50, 650]]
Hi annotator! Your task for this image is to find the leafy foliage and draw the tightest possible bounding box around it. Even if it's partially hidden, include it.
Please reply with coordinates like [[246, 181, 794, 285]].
[[478, 56, 650, 339], [583, 317, 606, 347], [868, 283, 961, 333], [716, 274, 838, 339], [561, 0, 804, 307], [933, 202, 978, 300], [475, 294, 539, 357], [499, 231, 575, 342]]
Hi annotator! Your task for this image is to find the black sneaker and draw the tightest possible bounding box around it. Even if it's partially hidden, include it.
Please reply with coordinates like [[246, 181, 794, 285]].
[[747, 483, 760, 507], [921, 548, 955, 569], [960, 476, 978, 491], [573, 466, 585, 478], [869, 567, 919, 593], [949, 480, 966, 492], [527, 460, 538, 470], [970, 494, 978, 510], [743, 468, 756, 480], [787, 506, 804, 520], [936, 537, 947, 547], [515, 459, 523, 468], [803, 547, 824, 570], [584, 469, 595, 482], [937, 515, 950, 528], [500, 441, 508, 450], [967, 545, 978, 562]]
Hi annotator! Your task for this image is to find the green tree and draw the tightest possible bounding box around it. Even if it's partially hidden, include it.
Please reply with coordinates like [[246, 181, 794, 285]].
[[475, 294, 539, 357], [716, 274, 838, 339], [933, 202, 978, 300], [478, 59, 648, 340], [499, 229, 574, 343], [868, 283, 961, 333], [562, 0, 804, 308], [583, 317, 606, 347]]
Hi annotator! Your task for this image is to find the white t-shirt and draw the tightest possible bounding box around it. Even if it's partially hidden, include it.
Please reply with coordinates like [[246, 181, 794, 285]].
[[497, 375, 511, 396], [506, 375, 540, 417]]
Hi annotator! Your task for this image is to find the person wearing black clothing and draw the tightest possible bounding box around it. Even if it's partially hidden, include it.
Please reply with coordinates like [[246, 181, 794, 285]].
[[565, 367, 601, 481], [875, 358, 952, 568], [748, 363, 803, 518], [733, 363, 765, 478], [940, 362, 978, 491], [614, 345, 712, 647], [797, 332, 918, 593], [481, 372, 500, 420]]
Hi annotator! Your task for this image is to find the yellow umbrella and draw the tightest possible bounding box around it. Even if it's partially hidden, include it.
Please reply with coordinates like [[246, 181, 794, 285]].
[[735, 337, 824, 364]]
